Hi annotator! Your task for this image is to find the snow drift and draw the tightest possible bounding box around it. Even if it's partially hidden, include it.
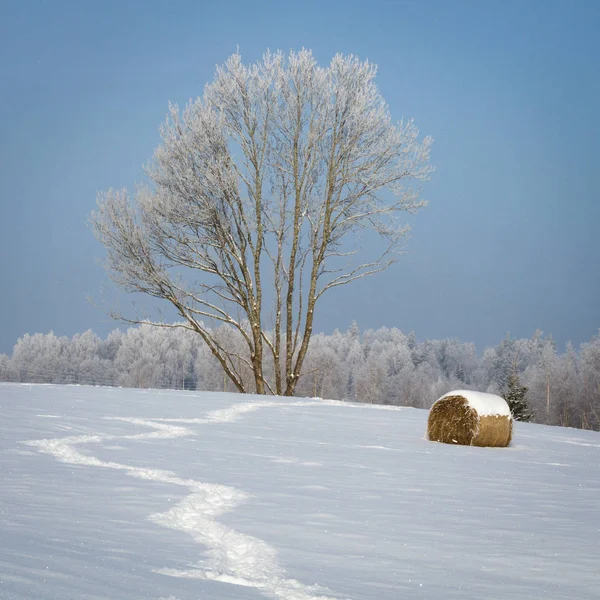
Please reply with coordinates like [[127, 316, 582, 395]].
[[2, 383, 599, 600]]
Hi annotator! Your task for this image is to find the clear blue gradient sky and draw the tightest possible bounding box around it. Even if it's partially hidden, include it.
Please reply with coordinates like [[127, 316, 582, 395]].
[[1, 0, 598, 354]]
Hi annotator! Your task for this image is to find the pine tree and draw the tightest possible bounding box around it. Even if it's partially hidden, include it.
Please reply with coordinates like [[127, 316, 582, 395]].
[[504, 372, 534, 422]]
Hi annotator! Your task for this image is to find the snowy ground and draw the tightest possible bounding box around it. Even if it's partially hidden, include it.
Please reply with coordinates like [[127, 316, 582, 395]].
[[1, 384, 599, 600]]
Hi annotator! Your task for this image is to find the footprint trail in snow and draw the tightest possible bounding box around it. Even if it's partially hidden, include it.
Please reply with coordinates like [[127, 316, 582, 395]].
[[26, 400, 348, 600]]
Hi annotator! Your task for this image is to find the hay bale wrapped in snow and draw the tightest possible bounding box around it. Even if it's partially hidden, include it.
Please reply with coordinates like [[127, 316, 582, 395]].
[[427, 390, 513, 447]]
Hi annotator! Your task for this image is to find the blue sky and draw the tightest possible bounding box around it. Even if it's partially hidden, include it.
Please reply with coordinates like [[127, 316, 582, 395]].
[[0, 0, 598, 354]]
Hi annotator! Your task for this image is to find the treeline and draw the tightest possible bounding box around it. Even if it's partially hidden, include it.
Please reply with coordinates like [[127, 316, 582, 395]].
[[1, 323, 598, 430]]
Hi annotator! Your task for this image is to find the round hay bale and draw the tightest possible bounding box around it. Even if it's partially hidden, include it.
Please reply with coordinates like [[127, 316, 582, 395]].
[[427, 390, 513, 447]]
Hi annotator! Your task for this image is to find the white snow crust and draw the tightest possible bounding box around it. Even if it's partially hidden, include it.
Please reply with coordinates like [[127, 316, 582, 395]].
[[438, 389, 512, 417], [2, 383, 599, 600]]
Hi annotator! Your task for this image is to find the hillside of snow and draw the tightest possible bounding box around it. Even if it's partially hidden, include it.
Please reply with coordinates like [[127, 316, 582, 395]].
[[1, 383, 599, 599]]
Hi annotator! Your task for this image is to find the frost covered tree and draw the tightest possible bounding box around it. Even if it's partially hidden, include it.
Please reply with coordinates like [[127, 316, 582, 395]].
[[0, 354, 16, 382], [520, 334, 557, 424], [91, 49, 433, 396], [550, 343, 582, 427], [115, 325, 197, 389], [64, 330, 116, 385], [296, 331, 346, 399], [579, 332, 600, 430], [10, 332, 69, 383]]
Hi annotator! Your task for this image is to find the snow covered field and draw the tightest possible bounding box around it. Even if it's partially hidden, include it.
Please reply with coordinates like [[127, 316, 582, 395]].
[[1, 384, 599, 599]]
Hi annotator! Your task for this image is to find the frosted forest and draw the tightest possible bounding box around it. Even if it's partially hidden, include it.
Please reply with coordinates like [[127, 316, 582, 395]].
[[2, 323, 599, 431]]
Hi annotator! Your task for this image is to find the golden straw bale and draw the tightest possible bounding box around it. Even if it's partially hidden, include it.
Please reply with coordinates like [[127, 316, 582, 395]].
[[427, 392, 513, 448]]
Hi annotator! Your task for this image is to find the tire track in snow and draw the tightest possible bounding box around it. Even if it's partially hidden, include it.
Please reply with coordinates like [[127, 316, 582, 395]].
[[25, 400, 348, 600]]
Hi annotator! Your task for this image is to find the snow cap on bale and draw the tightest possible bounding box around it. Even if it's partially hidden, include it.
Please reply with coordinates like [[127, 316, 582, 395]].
[[427, 390, 513, 447]]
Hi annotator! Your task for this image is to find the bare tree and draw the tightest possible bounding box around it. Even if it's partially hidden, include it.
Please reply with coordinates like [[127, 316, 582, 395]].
[[91, 49, 433, 396]]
